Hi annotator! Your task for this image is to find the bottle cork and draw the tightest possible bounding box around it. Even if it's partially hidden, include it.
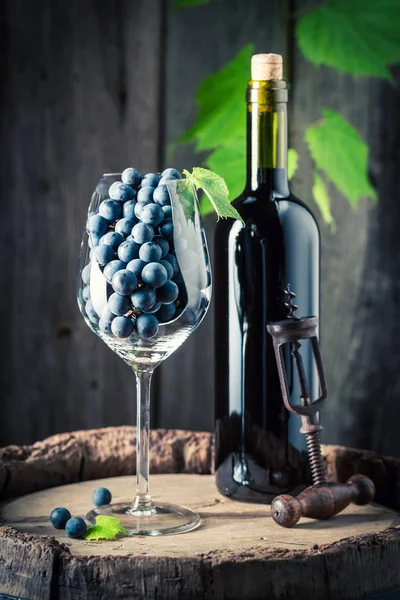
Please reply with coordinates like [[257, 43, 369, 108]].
[[251, 53, 283, 81]]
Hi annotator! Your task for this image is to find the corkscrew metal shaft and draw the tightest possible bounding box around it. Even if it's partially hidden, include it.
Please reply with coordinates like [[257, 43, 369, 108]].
[[267, 315, 375, 527]]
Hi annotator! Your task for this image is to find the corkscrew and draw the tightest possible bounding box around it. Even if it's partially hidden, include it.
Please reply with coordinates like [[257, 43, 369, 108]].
[[266, 312, 375, 528]]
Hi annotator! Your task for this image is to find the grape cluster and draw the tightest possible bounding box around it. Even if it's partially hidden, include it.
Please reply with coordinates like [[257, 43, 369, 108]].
[[82, 167, 187, 340]]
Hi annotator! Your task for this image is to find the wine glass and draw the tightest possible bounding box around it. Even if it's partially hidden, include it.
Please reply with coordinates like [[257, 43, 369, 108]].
[[76, 171, 212, 535]]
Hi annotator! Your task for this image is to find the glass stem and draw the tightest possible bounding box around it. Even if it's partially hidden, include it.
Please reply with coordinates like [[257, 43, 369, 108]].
[[132, 369, 155, 514]]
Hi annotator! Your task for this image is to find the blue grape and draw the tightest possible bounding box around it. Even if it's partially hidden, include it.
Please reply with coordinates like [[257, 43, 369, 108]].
[[103, 259, 126, 283], [153, 185, 171, 207], [139, 241, 162, 263], [82, 286, 91, 302], [131, 286, 156, 311], [159, 219, 174, 239], [108, 293, 131, 316], [122, 167, 142, 187], [141, 262, 168, 288], [118, 240, 140, 263], [160, 259, 174, 280], [162, 168, 181, 179], [82, 264, 91, 285], [99, 231, 124, 250], [132, 222, 154, 244], [88, 214, 108, 236], [112, 269, 138, 295], [140, 203, 164, 226], [156, 280, 179, 304], [99, 199, 122, 221], [134, 202, 145, 220], [99, 315, 114, 334], [141, 173, 159, 188], [99, 306, 115, 334], [126, 258, 146, 278], [94, 244, 115, 266], [115, 218, 135, 236], [111, 316, 135, 338], [154, 237, 169, 258], [88, 234, 101, 249], [144, 301, 161, 314], [50, 507, 71, 529], [164, 253, 179, 276], [109, 181, 135, 201], [158, 176, 175, 185], [156, 303, 176, 323], [92, 487, 112, 506], [123, 200, 137, 219], [136, 314, 159, 339], [66, 517, 87, 539], [162, 205, 172, 218], [137, 186, 155, 204], [85, 299, 99, 324]]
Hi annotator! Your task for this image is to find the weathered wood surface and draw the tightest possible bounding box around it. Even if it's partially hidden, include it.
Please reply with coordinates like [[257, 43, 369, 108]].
[[0, 0, 163, 446], [2, 474, 400, 600], [1, 428, 400, 599]]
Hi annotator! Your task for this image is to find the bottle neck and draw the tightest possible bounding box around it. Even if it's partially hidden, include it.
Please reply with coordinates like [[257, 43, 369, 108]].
[[245, 80, 289, 197]]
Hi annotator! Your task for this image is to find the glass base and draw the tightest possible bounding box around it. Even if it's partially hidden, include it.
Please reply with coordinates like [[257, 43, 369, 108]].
[[86, 501, 200, 536]]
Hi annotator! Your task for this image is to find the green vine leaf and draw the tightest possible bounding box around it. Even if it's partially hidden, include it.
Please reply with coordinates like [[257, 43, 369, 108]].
[[183, 168, 243, 222], [204, 136, 246, 203], [305, 109, 376, 207], [172, 44, 253, 154], [297, 0, 400, 80], [312, 172, 336, 232], [84, 515, 129, 541], [175, 178, 197, 222], [288, 149, 299, 181]]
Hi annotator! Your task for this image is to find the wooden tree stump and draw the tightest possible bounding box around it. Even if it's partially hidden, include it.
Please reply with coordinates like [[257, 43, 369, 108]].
[[1, 427, 400, 600]]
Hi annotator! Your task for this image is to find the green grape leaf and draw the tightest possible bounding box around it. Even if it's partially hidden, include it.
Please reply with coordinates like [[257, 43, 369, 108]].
[[173, 0, 210, 7], [312, 172, 336, 232], [305, 109, 376, 206], [204, 136, 246, 201], [297, 0, 400, 80], [183, 167, 243, 222], [84, 515, 129, 541], [173, 45, 253, 153], [175, 178, 197, 222], [288, 148, 299, 181]]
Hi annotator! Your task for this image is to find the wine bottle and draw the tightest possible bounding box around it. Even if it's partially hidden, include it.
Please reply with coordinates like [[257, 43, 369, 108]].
[[214, 53, 320, 503]]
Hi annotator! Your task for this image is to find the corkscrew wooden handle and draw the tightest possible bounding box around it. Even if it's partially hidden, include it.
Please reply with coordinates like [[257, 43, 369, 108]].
[[271, 474, 375, 528]]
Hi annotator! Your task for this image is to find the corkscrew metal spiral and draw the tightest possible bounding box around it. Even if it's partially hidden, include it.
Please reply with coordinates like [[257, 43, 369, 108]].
[[282, 284, 299, 320]]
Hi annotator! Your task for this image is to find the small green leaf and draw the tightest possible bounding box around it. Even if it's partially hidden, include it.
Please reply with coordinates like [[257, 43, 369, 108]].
[[175, 178, 196, 222], [84, 515, 129, 541], [288, 148, 299, 181], [184, 167, 243, 222], [305, 109, 376, 206], [297, 0, 400, 79], [312, 172, 336, 232], [173, 0, 210, 8]]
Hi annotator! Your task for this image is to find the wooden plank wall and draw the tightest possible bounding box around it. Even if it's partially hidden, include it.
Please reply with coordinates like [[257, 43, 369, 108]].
[[1, 0, 399, 456], [0, 0, 163, 445]]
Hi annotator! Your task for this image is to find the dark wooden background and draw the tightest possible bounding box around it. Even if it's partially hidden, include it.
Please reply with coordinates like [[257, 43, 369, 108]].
[[1, 0, 399, 457]]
